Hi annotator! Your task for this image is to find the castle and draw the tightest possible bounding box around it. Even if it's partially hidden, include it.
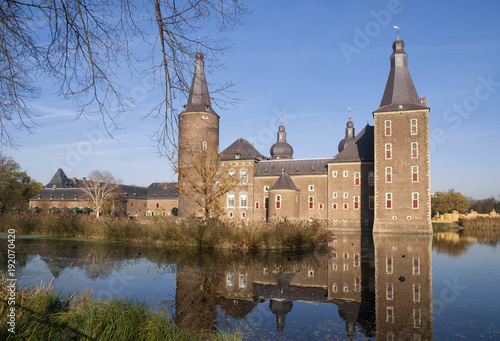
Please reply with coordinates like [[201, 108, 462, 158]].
[[30, 38, 431, 233], [177, 38, 431, 233]]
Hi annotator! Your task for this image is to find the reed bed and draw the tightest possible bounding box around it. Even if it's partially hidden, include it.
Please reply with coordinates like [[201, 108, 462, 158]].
[[457, 216, 500, 229], [0, 276, 241, 340], [0, 213, 333, 250]]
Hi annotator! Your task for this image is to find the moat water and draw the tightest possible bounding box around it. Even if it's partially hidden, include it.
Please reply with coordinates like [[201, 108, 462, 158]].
[[1, 230, 499, 340]]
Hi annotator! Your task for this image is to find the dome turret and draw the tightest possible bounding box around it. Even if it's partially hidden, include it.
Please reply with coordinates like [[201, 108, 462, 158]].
[[270, 122, 293, 160]]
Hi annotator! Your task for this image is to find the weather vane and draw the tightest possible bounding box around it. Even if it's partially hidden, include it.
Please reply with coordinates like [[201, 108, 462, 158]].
[[280, 111, 283, 125], [393, 26, 400, 40], [348, 107, 351, 120], [198, 36, 201, 52]]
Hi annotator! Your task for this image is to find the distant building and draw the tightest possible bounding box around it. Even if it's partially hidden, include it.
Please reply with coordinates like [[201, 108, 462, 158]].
[[29, 168, 178, 218]]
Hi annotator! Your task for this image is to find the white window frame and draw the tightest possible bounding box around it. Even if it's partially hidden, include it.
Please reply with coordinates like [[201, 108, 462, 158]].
[[239, 193, 248, 208], [385, 120, 391, 136], [411, 142, 418, 158], [332, 170, 338, 177], [412, 166, 419, 182], [412, 192, 419, 209], [385, 143, 392, 159], [227, 193, 235, 208], [411, 118, 418, 135], [343, 170, 348, 177], [240, 169, 248, 184], [386, 166, 392, 183]]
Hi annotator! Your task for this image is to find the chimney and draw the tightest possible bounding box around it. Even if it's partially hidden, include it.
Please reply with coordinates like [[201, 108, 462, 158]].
[[420, 97, 427, 106]]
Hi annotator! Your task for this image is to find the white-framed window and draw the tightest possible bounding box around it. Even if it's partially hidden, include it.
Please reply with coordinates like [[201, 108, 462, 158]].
[[239, 193, 248, 208], [386, 143, 392, 159], [386, 256, 393, 274], [228, 168, 235, 176], [319, 203, 324, 210], [343, 192, 348, 199], [332, 203, 338, 210], [255, 201, 260, 209], [386, 193, 392, 209], [228, 211, 234, 218], [412, 192, 419, 209], [354, 253, 359, 267], [333, 192, 338, 198], [332, 283, 338, 292], [202, 141, 207, 150], [368, 171, 374, 186], [354, 172, 360, 186], [413, 309, 421, 327], [343, 170, 348, 177], [343, 203, 349, 210], [226, 273, 234, 289], [308, 196, 314, 209], [276, 195, 281, 209], [241, 211, 246, 219], [387, 307, 394, 323], [413, 284, 420, 302], [353, 196, 359, 210], [239, 274, 247, 289], [343, 285, 348, 292], [344, 263, 348, 271], [412, 166, 418, 182], [308, 185, 314, 191], [411, 118, 418, 135], [385, 120, 391, 136], [386, 167, 392, 183], [387, 283, 393, 300], [264, 186, 269, 192], [411, 142, 418, 158], [240, 169, 248, 184], [332, 170, 338, 177], [413, 257, 420, 275], [332, 263, 338, 271], [227, 193, 235, 208], [355, 277, 361, 292]]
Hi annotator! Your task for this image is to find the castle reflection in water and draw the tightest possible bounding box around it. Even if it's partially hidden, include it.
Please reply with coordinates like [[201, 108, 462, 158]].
[[4, 233, 434, 339], [175, 233, 433, 340]]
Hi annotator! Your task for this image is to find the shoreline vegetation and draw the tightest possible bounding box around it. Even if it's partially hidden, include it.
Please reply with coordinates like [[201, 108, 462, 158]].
[[0, 213, 333, 250], [0, 276, 241, 341], [432, 216, 500, 232]]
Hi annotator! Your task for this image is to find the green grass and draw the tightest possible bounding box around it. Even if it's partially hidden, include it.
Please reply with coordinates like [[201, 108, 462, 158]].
[[0, 276, 241, 341], [0, 212, 334, 250]]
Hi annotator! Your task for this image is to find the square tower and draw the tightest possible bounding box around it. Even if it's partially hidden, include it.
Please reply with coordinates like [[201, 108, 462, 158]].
[[373, 40, 431, 233]]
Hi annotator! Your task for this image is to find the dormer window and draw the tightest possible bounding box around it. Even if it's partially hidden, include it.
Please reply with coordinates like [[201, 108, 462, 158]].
[[206, 105, 210, 109], [235, 153, 241, 159]]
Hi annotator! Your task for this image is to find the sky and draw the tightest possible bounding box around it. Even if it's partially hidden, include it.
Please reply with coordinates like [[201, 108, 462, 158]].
[[3, 0, 500, 199]]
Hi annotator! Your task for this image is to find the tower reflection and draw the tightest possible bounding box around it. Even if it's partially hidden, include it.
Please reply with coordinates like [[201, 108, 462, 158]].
[[174, 233, 433, 339]]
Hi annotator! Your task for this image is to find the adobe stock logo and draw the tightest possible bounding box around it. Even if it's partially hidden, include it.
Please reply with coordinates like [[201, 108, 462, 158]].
[[339, 0, 409, 63]]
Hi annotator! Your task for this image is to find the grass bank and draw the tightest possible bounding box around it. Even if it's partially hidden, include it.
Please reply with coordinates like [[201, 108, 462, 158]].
[[0, 276, 240, 341], [0, 213, 333, 250]]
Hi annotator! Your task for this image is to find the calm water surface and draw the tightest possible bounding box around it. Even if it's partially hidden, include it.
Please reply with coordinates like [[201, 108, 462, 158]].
[[1, 230, 499, 340]]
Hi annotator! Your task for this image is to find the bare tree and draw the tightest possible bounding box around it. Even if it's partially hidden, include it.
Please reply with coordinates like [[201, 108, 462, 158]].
[[0, 1, 246, 154], [80, 170, 121, 218], [176, 148, 240, 221]]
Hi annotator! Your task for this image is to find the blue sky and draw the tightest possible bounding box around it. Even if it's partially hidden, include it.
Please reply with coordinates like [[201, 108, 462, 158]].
[[4, 0, 500, 199]]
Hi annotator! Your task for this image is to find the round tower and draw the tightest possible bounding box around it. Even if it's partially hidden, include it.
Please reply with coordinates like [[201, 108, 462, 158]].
[[178, 51, 220, 217]]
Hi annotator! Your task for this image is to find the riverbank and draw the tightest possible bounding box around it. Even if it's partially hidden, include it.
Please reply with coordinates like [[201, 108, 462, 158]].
[[432, 216, 500, 232], [0, 213, 333, 250], [0, 276, 240, 340]]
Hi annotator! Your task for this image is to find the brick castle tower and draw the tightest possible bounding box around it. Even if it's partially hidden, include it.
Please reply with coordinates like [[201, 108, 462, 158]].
[[178, 51, 219, 217], [372, 39, 431, 233]]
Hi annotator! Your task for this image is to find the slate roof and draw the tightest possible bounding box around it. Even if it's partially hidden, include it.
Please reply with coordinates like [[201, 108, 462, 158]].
[[31, 188, 84, 201], [122, 185, 149, 199], [269, 171, 299, 191], [331, 125, 374, 163], [220, 138, 265, 161], [374, 40, 428, 113], [147, 182, 178, 199], [180, 51, 218, 115], [46, 168, 77, 188], [255, 158, 332, 176]]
